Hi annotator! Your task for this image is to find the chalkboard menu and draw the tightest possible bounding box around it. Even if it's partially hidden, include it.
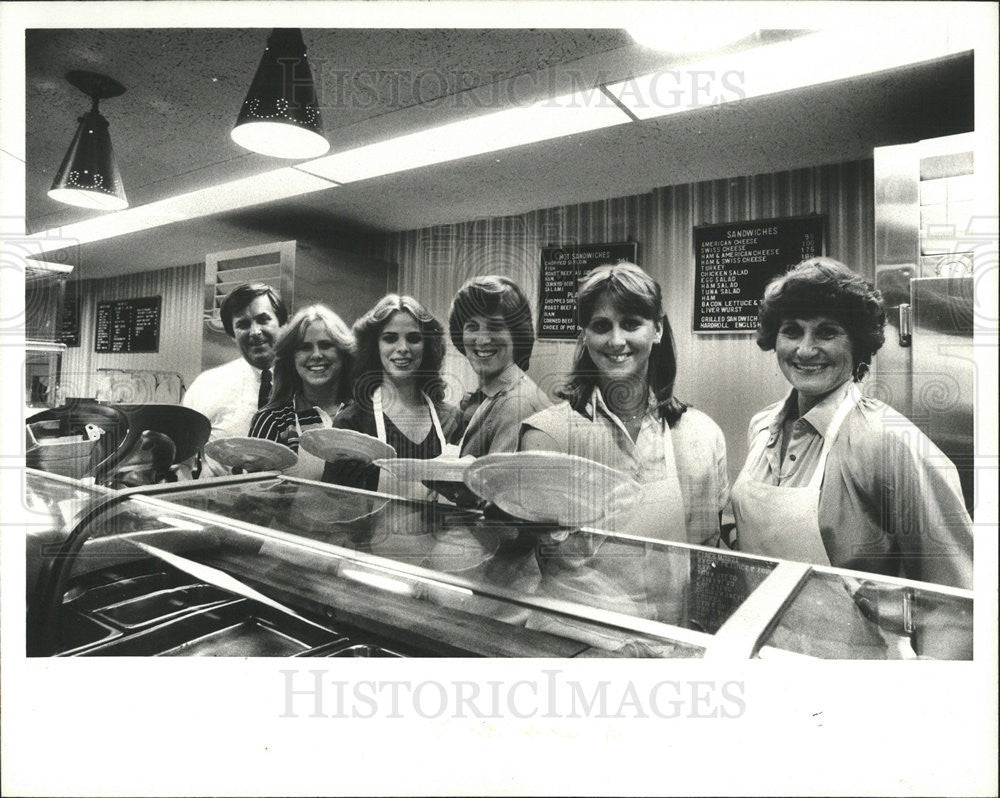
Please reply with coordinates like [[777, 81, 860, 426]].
[[538, 242, 638, 340], [59, 284, 80, 347], [694, 215, 825, 332], [94, 296, 162, 353]]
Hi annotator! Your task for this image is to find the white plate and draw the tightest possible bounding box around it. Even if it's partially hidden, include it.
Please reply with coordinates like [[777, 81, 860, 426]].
[[204, 437, 298, 471], [463, 452, 641, 528], [299, 428, 396, 463], [372, 455, 475, 483]]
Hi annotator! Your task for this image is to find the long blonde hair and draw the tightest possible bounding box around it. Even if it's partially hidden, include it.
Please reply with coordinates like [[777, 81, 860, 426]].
[[266, 304, 356, 409]]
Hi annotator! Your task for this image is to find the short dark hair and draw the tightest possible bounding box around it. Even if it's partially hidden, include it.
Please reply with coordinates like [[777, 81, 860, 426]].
[[757, 257, 886, 376], [448, 275, 535, 370], [220, 283, 289, 338], [267, 304, 356, 409], [560, 262, 687, 426], [351, 294, 447, 404]]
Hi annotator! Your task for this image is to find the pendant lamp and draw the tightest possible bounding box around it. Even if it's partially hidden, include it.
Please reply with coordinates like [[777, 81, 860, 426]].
[[48, 70, 129, 211], [231, 28, 329, 159]]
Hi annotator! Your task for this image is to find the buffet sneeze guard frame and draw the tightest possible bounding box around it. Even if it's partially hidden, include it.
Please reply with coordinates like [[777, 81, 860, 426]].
[[31, 473, 717, 657], [25, 469, 974, 659]]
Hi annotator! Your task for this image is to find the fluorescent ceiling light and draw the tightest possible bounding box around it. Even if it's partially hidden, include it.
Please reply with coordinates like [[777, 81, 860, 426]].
[[28, 166, 336, 253], [25, 261, 73, 278], [624, 3, 755, 54], [627, 25, 756, 55], [28, 25, 972, 254], [606, 26, 975, 120], [297, 88, 632, 184], [30, 89, 624, 251]]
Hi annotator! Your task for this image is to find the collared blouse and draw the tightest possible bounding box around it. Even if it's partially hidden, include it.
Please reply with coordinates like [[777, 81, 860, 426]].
[[458, 364, 550, 457], [520, 388, 729, 547], [741, 380, 973, 588]]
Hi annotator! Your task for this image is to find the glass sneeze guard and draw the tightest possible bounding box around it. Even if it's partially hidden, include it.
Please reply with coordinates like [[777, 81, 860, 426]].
[[24, 470, 974, 659]]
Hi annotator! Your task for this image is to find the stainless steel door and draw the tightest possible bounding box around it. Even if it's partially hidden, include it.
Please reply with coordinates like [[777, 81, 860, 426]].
[[910, 276, 975, 511]]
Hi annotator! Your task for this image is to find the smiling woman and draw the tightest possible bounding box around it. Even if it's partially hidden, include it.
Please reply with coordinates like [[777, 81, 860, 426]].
[[731, 257, 973, 588], [520, 262, 729, 547], [774, 317, 855, 412], [248, 304, 355, 481], [448, 275, 550, 457], [322, 294, 465, 498]]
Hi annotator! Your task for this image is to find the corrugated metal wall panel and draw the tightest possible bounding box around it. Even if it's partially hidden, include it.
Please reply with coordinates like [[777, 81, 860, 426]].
[[61, 262, 204, 399], [380, 159, 874, 471]]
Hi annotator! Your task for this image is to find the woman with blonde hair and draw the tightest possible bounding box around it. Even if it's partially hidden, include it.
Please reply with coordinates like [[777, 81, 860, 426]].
[[249, 303, 354, 480]]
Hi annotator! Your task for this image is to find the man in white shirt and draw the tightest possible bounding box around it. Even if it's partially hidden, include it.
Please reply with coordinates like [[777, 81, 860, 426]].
[[183, 282, 288, 476]]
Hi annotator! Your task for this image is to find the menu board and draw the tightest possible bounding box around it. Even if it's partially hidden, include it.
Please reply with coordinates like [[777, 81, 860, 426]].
[[59, 284, 81, 347], [694, 215, 825, 332], [538, 242, 638, 340], [94, 296, 162, 353]]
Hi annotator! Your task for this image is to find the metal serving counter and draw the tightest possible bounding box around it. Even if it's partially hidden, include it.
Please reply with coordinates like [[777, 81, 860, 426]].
[[25, 469, 973, 659]]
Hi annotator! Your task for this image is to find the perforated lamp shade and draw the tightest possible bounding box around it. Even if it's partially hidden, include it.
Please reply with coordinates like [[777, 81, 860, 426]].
[[48, 107, 128, 211], [231, 28, 329, 159]]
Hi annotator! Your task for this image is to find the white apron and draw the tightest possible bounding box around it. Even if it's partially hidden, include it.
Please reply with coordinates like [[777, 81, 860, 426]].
[[731, 385, 858, 565], [281, 403, 337, 482], [598, 399, 686, 543], [373, 387, 457, 500], [531, 404, 688, 641]]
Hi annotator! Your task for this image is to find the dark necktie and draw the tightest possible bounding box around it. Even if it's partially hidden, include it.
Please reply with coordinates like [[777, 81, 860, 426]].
[[258, 368, 272, 409]]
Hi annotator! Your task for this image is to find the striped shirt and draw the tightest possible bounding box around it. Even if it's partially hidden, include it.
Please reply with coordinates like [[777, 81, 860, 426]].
[[248, 401, 332, 453]]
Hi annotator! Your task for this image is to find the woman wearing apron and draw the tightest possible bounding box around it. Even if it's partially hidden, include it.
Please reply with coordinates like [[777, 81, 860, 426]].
[[448, 275, 549, 458], [519, 263, 729, 646], [321, 294, 464, 498], [248, 304, 354, 481], [731, 257, 973, 657], [442, 276, 551, 623]]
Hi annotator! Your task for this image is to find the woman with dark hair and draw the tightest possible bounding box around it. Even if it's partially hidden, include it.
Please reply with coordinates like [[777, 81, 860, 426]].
[[520, 262, 728, 545], [732, 257, 972, 588], [448, 275, 549, 456], [322, 294, 464, 497], [248, 304, 354, 480]]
